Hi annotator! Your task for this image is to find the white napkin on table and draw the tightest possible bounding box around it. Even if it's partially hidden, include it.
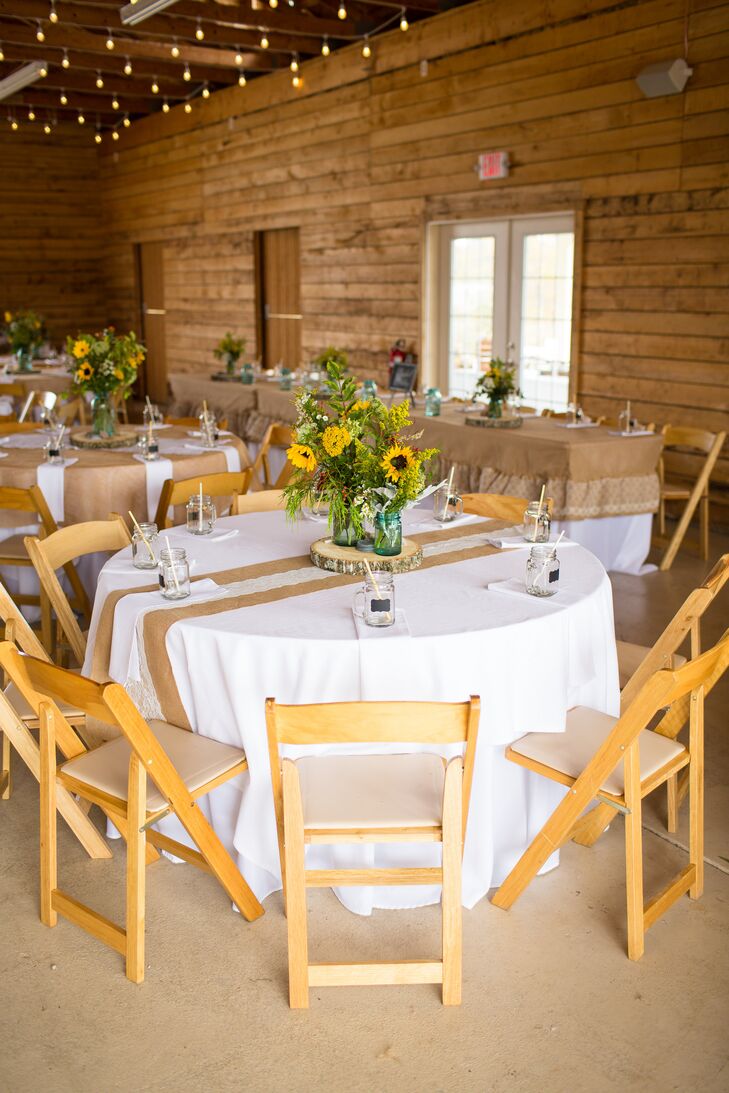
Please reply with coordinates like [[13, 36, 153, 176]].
[[36, 458, 79, 523], [132, 454, 174, 522], [352, 607, 410, 639], [607, 430, 655, 438], [488, 576, 581, 606], [201, 528, 239, 543], [485, 530, 578, 549], [554, 421, 599, 429], [183, 444, 241, 474]]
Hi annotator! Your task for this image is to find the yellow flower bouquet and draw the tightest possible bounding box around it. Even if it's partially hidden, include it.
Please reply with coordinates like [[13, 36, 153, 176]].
[[3, 309, 45, 371], [284, 357, 438, 554], [67, 327, 145, 438]]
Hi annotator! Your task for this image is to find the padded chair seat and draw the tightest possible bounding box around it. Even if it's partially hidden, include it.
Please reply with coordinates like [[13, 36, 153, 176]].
[[0, 534, 32, 561], [296, 752, 445, 829], [59, 720, 246, 812], [616, 640, 687, 690], [4, 679, 84, 723], [509, 706, 687, 798]]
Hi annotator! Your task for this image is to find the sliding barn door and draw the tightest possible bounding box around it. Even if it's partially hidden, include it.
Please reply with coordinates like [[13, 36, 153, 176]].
[[257, 228, 301, 369], [136, 242, 168, 403]]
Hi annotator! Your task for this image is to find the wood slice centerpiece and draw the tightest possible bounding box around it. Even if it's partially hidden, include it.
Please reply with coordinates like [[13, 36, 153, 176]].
[[69, 427, 139, 450], [310, 536, 423, 575], [464, 414, 523, 430]]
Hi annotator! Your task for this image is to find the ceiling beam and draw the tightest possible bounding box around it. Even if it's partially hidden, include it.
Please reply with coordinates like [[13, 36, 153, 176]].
[[5, 86, 162, 116], [0, 58, 232, 97]]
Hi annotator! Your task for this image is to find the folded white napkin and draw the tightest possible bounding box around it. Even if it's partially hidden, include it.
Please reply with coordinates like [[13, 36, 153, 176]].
[[36, 458, 79, 522], [1, 432, 49, 449], [485, 530, 578, 549], [554, 421, 599, 429], [352, 607, 410, 639], [607, 430, 655, 438], [183, 443, 240, 474], [200, 528, 239, 543], [132, 454, 174, 521], [488, 576, 581, 605], [187, 430, 233, 438]]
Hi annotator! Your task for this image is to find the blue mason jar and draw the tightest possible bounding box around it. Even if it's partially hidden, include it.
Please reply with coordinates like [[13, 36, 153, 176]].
[[425, 387, 442, 417], [240, 363, 254, 385], [279, 368, 293, 391], [374, 511, 402, 556], [361, 379, 378, 400]]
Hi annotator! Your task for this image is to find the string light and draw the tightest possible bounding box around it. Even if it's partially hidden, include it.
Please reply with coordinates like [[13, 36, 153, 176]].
[[112, 97, 120, 110], [96, 70, 104, 89], [28, 107, 36, 121], [195, 19, 204, 40], [61, 49, 70, 69], [162, 98, 170, 112], [362, 38, 372, 58], [269, 0, 278, 7], [337, 3, 347, 19], [184, 101, 192, 113], [400, 8, 408, 31], [260, 32, 269, 49], [183, 64, 191, 81], [112, 129, 119, 141], [321, 37, 330, 57], [123, 113, 131, 127], [11, 119, 19, 131], [171, 39, 180, 58], [201, 83, 210, 98], [49, 1, 58, 23], [0, 44, 4, 62], [151, 77, 159, 94], [123, 57, 133, 75], [290, 55, 298, 72], [36, 22, 45, 42], [292, 74, 301, 88], [77, 111, 85, 124], [44, 122, 52, 134], [39, 65, 48, 78], [238, 71, 246, 87], [234, 49, 243, 66], [106, 29, 115, 50], [59, 90, 67, 105], [95, 130, 102, 144]]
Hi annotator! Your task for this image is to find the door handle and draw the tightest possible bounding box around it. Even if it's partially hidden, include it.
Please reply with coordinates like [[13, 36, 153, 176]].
[[144, 307, 166, 315], [265, 312, 302, 321]]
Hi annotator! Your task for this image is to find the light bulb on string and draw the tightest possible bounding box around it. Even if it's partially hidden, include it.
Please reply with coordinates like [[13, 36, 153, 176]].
[[260, 33, 269, 49], [112, 97, 120, 110], [123, 113, 130, 128], [44, 122, 52, 134], [183, 64, 191, 81], [269, 0, 278, 7], [39, 65, 48, 78], [0, 44, 4, 63], [321, 37, 330, 57], [28, 107, 36, 121], [195, 19, 204, 40], [171, 39, 180, 58], [49, 1, 58, 23], [59, 90, 67, 105], [123, 57, 133, 75], [400, 8, 408, 31], [162, 98, 170, 113], [361, 37, 371, 58], [112, 129, 119, 141], [184, 101, 192, 113], [61, 49, 69, 69], [202, 83, 210, 98], [151, 77, 159, 94], [337, 3, 346, 19], [235, 49, 243, 66], [36, 22, 45, 42], [77, 111, 85, 124], [238, 71, 246, 87], [290, 55, 298, 72], [11, 119, 19, 131], [94, 131, 102, 144], [106, 29, 114, 50], [292, 74, 301, 88], [96, 71, 104, 89]]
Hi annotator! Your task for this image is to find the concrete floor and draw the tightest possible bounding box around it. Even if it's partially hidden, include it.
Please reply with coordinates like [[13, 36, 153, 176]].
[[2, 537, 728, 1093]]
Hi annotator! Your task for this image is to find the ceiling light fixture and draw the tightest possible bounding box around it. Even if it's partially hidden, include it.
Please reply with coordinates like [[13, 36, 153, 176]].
[[123, 113, 131, 127], [162, 98, 170, 112], [36, 22, 45, 42], [124, 56, 133, 75], [77, 110, 85, 124], [321, 37, 330, 57], [292, 74, 301, 88], [0, 62, 49, 105], [361, 37, 371, 58], [184, 101, 192, 113], [106, 29, 115, 50], [11, 118, 19, 131], [39, 65, 48, 78], [59, 89, 67, 104], [202, 82, 210, 98], [95, 130, 102, 144], [112, 96, 120, 110], [260, 32, 269, 49], [112, 129, 119, 140], [269, 0, 278, 7], [0, 45, 4, 63], [400, 8, 409, 31], [49, 1, 58, 23], [171, 39, 180, 58], [183, 63, 191, 81], [235, 49, 243, 65], [290, 55, 298, 72], [44, 121, 52, 133], [28, 107, 36, 121], [120, 0, 179, 27], [337, 3, 347, 19], [195, 19, 205, 40], [238, 71, 246, 87], [151, 77, 159, 93], [96, 70, 104, 88], [61, 50, 70, 69]]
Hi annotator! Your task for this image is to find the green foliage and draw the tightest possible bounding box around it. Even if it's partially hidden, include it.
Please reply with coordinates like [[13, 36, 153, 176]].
[[213, 332, 246, 362], [314, 346, 348, 371], [473, 358, 521, 402], [67, 328, 144, 398], [3, 309, 45, 353]]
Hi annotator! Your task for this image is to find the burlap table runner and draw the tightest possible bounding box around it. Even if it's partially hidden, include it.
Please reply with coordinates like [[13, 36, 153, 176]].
[[0, 426, 252, 526], [91, 518, 509, 728]]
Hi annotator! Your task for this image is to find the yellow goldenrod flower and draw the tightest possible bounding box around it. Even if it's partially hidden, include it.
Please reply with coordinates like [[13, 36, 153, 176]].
[[381, 442, 415, 483], [287, 443, 317, 472], [114, 367, 125, 381], [321, 424, 351, 457], [72, 338, 90, 359], [349, 400, 370, 414]]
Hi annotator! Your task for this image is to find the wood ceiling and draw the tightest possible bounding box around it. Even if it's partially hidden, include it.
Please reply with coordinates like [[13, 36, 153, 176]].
[[0, 0, 463, 134]]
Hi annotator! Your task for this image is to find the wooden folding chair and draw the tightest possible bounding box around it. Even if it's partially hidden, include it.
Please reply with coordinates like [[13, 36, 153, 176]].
[[164, 414, 229, 430], [0, 643, 264, 983], [462, 492, 536, 525], [657, 425, 726, 570], [574, 553, 729, 848], [110, 391, 129, 425], [24, 514, 131, 666], [599, 416, 655, 432], [0, 421, 42, 435], [54, 396, 87, 427], [252, 423, 294, 491], [0, 381, 25, 421], [266, 696, 480, 1007], [0, 484, 60, 615], [231, 489, 286, 515], [491, 632, 729, 960], [154, 469, 252, 530]]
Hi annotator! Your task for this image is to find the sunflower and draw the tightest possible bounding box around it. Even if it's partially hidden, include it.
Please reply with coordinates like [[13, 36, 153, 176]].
[[3, 311, 12, 324], [72, 338, 90, 359], [381, 442, 415, 483], [321, 424, 351, 457], [75, 362, 93, 382], [287, 443, 317, 473]]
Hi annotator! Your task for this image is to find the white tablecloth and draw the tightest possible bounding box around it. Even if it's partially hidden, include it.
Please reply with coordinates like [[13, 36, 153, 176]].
[[85, 509, 620, 915], [554, 513, 654, 575]]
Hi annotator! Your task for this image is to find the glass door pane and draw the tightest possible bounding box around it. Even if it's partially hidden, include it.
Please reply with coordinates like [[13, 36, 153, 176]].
[[517, 228, 574, 411], [447, 235, 496, 398]]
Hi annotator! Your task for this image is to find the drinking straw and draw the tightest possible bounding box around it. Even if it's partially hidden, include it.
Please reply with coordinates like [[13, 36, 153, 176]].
[[533, 484, 546, 542], [199, 480, 204, 532], [57, 424, 65, 446], [447, 465, 455, 500], [128, 509, 156, 561], [145, 394, 154, 414], [363, 558, 381, 597], [165, 534, 180, 592], [626, 400, 631, 433]]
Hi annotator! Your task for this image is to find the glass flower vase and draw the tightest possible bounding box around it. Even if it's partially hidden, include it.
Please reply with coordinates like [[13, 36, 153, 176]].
[[487, 396, 503, 419], [331, 511, 358, 547], [16, 347, 33, 373], [374, 511, 402, 557], [91, 393, 118, 438]]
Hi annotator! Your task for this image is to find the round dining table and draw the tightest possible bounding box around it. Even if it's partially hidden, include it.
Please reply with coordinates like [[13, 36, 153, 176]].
[[83, 507, 620, 915]]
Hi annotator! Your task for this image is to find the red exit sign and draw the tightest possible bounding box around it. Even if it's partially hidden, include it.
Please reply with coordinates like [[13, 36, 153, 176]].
[[477, 151, 510, 180]]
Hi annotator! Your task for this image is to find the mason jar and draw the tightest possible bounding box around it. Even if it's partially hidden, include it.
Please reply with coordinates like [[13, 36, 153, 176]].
[[159, 547, 190, 599], [186, 494, 216, 535], [43, 439, 63, 465], [240, 362, 254, 385], [523, 500, 551, 543], [132, 521, 159, 569], [425, 387, 442, 417], [361, 378, 378, 400], [526, 544, 560, 597], [374, 511, 402, 556]]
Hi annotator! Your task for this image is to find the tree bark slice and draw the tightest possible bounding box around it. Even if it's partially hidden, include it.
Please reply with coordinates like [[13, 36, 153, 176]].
[[310, 536, 423, 574]]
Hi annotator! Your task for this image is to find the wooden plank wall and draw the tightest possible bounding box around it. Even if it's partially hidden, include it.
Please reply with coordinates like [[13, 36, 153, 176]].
[[0, 130, 105, 341]]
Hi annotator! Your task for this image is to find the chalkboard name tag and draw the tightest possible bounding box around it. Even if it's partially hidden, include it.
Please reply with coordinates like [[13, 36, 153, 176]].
[[371, 598, 391, 612]]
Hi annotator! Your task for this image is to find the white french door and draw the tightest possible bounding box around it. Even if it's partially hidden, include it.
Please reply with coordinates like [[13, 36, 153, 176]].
[[430, 213, 575, 410]]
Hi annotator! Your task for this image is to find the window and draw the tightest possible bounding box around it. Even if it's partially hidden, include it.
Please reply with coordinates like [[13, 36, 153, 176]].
[[428, 213, 575, 411]]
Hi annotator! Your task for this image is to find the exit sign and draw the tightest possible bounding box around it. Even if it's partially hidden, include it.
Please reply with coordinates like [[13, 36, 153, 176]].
[[478, 151, 510, 180]]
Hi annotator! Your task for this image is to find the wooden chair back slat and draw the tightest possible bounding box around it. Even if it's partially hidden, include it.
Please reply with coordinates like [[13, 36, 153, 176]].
[[0, 578, 49, 659], [252, 422, 294, 490], [231, 489, 286, 515], [154, 469, 253, 529], [163, 415, 229, 430], [462, 492, 530, 524]]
